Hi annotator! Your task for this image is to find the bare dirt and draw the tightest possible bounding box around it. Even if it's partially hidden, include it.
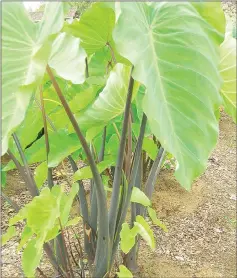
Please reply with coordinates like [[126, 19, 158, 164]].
[[1, 113, 236, 278], [137, 113, 236, 278]]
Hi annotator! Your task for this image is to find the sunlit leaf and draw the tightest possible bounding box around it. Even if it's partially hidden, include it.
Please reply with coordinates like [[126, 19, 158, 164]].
[[1, 226, 17, 246], [88, 48, 112, 77], [73, 156, 115, 181], [65, 216, 81, 227], [116, 265, 133, 278], [45, 225, 60, 242], [75, 63, 139, 130], [68, 85, 100, 113], [131, 187, 151, 207], [2, 2, 68, 155], [22, 238, 43, 278], [1, 166, 6, 188], [48, 130, 82, 167], [106, 134, 120, 156], [134, 215, 155, 250], [18, 226, 34, 251], [34, 161, 48, 189], [26, 188, 61, 239], [63, 2, 115, 55], [142, 137, 158, 161], [191, 2, 226, 35], [59, 183, 79, 226], [219, 30, 236, 123], [9, 207, 28, 226], [147, 207, 168, 232], [120, 223, 139, 254], [114, 2, 224, 189], [15, 101, 43, 150], [49, 32, 87, 84]]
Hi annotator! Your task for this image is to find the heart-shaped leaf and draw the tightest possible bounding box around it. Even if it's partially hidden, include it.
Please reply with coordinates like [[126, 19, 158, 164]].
[[113, 2, 224, 189], [2, 3, 68, 155]]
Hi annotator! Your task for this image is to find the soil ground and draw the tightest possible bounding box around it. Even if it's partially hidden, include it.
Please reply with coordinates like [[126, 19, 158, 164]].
[[1, 113, 236, 278], [138, 113, 236, 278]]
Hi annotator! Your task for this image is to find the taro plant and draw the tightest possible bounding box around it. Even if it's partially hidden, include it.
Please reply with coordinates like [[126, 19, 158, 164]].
[[1, 2, 236, 278]]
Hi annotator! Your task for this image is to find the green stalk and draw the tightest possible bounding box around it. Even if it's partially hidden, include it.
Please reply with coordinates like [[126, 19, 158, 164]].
[[144, 147, 165, 199], [37, 94, 93, 266], [125, 113, 132, 179], [68, 156, 93, 262], [109, 67, 134, 241], [112, 123, 121, 141], [130, 147, 165, 271], [7, 150, 35, 196], [106, 42, 117, 64], [89, 143, 98, 255], [110, 113, 147, 265], [124, 156, 142, 272], [43, 243, 66, 277], [85, 57, 89, 78], [11, 134, 39, 196], [139, 148, 166, 218], [1, 192, 20, 212], [90, 127, 107, 256], [39, 85, 53, 188], [40, 85, 68, 272], [98, 127, 106, 162], [58, 219, 75, 278], [47, 65, 109, 277], [135, 157, 142, 216], [36, 98, 90, 227]]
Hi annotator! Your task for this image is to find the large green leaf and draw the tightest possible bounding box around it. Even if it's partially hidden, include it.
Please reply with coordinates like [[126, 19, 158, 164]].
[[68, 84, 101, 113], [63, 2, 115, 55], [63, 2, 128, 67], [219, 30, 236, 123], [75, 63, 138, 130], [41, 81, 102, 131], [2, 2, 68, 155], [191, 2, 226, 35], [49, 32, 87, 84], [48, 130, 82, 167], [113, 2, 224, 189], [88, 48, 112, 77]]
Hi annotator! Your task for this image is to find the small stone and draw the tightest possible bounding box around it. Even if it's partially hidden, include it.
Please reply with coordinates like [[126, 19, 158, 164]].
[[175, 256, 185, 261], [214, 228, 222, 233], [230, 194, 236, 201]]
